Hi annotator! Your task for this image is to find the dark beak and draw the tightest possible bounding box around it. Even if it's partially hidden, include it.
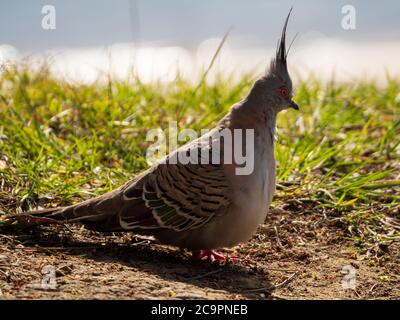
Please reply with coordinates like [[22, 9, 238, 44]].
[[290, 100, 299, 110]]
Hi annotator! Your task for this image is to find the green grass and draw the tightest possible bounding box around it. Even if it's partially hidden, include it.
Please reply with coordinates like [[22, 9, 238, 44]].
[[0, 66, 399, 250]]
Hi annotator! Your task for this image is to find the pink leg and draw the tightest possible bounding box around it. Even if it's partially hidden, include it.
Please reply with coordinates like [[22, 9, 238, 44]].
[[195, 250, 238, 263]]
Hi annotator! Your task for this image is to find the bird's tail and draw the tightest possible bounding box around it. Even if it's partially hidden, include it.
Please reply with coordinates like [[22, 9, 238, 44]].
[[1, 184, 152, 232], [2, 193, 114, 227], [3, 206, 78, 226]]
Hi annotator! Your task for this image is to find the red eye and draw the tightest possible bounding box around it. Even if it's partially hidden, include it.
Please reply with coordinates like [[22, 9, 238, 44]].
[[278, 87, 289, 98]]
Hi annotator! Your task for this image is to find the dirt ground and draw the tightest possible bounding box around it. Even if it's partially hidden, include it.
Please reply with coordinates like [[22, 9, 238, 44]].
[[0, 203, 399, 300]]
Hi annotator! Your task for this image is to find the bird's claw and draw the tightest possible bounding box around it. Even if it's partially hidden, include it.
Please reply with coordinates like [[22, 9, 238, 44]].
[[195, 250, 238, 263]]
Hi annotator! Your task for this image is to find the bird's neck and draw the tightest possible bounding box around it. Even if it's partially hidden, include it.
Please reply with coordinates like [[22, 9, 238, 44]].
[[223, 101, 278, 145]]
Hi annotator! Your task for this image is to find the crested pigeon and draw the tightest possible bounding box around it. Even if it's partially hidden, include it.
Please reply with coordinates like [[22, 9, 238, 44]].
[[6, 10, 299, 262]]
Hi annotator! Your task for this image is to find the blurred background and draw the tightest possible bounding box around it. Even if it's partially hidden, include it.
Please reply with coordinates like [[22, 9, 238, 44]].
[[1, 0, 399, 83]]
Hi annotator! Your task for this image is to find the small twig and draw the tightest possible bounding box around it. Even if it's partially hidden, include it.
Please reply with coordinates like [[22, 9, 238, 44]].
[[61, 223, 75, 233], [0, 269, 10, 279], [271, 294, 290, 300], [274, 226, 285, 251], [186, 268, 224, 281], [353, 289, 362, 298], [274, 272, 299, 289], [379, 217, 400, 230], [265, 267, 298, 273], [13, 240, 150, 251], [369, 283, 378, 293], [40, 246, 109, 251], [243, 272, 299, 293]]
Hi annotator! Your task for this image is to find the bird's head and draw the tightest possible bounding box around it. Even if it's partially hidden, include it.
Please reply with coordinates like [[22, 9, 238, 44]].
[[252, 9, 299, 114]]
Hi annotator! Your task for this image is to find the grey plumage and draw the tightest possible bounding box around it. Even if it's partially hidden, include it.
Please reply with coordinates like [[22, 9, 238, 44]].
[[7, 10, 299, 252]]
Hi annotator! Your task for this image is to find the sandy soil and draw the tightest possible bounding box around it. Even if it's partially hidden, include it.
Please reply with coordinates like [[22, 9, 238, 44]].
[[0, 204, 399, 300]]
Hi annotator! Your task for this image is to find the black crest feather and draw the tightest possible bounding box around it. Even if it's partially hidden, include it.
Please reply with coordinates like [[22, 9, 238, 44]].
[[268, 7, 293, 81]]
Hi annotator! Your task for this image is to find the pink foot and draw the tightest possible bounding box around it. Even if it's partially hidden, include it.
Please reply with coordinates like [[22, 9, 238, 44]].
[[195, 250, 238, 263]]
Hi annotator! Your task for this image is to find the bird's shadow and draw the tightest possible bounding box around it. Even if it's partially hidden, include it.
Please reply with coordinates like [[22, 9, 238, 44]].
[[2, 227, 275, 299]]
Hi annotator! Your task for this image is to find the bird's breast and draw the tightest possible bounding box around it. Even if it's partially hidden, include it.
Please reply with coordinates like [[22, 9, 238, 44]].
[[223, 138, 275, 244]]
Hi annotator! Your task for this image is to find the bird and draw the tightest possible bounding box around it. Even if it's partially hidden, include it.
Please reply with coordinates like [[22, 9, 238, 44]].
[[5, 10, 299, 263]]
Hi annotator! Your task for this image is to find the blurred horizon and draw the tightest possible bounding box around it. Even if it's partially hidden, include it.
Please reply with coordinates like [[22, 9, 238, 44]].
[[1, 0, 400, 83]]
